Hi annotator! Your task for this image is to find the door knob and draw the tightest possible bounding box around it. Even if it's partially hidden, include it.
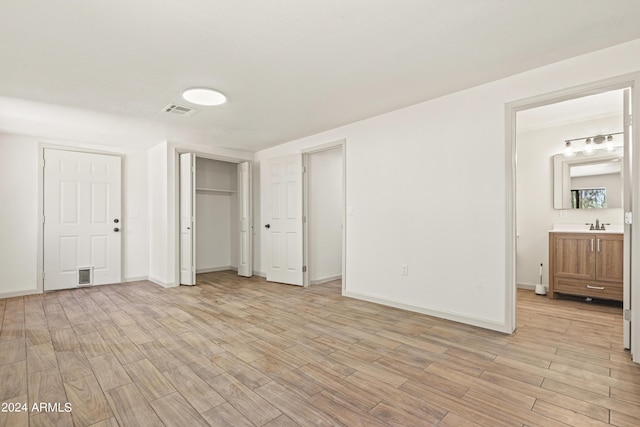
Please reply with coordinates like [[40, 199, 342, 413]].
[[265, 224, 270, 229], [114, 218, 119, 223], [113, 227, 120, 232]]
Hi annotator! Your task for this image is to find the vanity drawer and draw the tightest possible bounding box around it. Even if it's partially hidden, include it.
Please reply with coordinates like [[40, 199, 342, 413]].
[[555, 278, 622, 301]]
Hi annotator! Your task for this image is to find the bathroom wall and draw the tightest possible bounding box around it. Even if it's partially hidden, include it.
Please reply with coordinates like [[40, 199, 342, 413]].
[[516, 115, 624, 288]]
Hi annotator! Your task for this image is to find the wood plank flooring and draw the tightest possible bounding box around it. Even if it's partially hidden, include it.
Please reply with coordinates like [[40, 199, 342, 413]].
[[0, 270, 638, 426]]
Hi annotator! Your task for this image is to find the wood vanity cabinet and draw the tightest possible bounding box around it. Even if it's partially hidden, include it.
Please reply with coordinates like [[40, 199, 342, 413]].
[[548, 232, 623, 301]]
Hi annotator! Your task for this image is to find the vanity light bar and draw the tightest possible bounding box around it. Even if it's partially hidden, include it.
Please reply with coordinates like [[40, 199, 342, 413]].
[[562, 131, 623, 157], [563, 131, 623, 144]]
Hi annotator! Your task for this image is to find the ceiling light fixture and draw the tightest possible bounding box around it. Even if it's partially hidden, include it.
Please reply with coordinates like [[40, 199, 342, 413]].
[[562, 132, 623, 158], [604, 134, 614, 152], [583, 138, 595, 156], [182, 87, 227, 106], [562, 141, 576, 158]]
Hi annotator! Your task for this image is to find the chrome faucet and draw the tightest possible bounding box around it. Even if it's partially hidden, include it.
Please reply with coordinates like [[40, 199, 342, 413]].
[[585, 219, 610, 230]]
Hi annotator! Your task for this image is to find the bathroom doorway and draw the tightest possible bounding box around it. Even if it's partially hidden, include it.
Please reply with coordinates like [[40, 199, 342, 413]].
[[509, 80, 636, 355]]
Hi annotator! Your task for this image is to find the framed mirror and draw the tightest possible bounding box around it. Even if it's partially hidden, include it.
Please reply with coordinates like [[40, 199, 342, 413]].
[[553, 148, 623, 209]]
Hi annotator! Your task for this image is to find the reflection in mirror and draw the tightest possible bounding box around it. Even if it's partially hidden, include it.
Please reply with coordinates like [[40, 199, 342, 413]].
[[553, 148, 623, 209]]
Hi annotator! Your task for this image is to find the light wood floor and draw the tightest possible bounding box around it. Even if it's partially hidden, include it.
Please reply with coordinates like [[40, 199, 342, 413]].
[[1, 271, 639, 426]]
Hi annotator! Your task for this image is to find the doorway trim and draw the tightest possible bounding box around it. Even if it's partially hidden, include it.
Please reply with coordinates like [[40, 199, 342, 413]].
[[37, 143, 125, 294], [505, 72, 640, 362], [301, 139, 346, 292]]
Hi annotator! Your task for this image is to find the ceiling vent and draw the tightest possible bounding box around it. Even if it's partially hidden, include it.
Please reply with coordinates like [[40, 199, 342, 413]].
[[162, 103, 197, 116]]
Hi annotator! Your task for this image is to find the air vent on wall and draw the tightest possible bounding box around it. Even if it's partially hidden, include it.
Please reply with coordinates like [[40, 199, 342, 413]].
[[162, 104, 198, 116]]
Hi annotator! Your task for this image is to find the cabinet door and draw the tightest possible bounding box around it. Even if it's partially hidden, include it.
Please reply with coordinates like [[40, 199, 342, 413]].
[[596, 234, 624, 283], [553, 234, 595, 280]]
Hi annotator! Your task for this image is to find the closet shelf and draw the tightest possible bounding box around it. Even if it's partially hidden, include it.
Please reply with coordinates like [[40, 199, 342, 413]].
[[196, 187, 236, 194]]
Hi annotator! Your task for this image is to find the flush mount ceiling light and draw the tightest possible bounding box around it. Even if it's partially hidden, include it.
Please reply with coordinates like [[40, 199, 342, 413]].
[[182, 88, 227, 106]]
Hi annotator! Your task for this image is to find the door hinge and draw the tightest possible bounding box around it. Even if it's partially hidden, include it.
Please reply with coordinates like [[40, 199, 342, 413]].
[[625, 212, 633, 224], [302, 266, 307, 273], [624, 309, 631, 321], [41, 158, 45, 168], [302, 216, 306, 223], [625, 114, 633, 127], [302, 166, 307, 173], [42, 215, 45, 224], [42, 271, 45, 280]]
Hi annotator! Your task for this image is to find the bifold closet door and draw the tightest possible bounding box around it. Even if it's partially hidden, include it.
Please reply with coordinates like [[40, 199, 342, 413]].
[[180, 153, 196, 285], [237, 161, 253, 277]]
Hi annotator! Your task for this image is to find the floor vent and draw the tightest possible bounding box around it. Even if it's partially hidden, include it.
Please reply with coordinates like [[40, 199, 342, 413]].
[[78, 267, 93, 285], [163, 104, 197, 116]]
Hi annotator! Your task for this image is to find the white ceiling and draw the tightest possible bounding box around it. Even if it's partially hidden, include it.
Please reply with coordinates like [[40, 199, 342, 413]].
[[516, 89, 624, 133], [1, 1, 640, 151]]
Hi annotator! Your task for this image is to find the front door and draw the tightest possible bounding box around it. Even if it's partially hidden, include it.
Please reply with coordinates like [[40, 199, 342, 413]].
[[43, 149, 122, 290], [262, 154, 303, 285]]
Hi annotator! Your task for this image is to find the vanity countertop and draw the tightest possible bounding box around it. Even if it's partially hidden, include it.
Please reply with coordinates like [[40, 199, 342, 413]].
[[549, 224, 623, 234]]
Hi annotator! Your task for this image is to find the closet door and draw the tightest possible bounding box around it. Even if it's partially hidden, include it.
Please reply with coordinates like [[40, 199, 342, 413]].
[[237, 162, 252, 277], [180, 153, 196, 285]]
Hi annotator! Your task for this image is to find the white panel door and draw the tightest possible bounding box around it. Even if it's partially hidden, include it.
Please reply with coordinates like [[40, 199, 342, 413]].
[[43, 149, 121, 290], [237, 161, 253, 277], [180, 153, 196, 285], [263, 155, 303, 285]]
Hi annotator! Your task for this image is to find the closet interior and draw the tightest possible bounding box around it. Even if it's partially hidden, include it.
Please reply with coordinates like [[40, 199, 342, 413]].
[[195, 157, 238, 273]]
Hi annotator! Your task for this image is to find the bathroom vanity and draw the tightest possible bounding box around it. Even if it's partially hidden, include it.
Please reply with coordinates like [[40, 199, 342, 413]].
[[548, 230, 623, 301]]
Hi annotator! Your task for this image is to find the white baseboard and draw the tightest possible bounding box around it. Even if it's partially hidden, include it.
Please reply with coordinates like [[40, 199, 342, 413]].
[[148, 277, 178, 288], [517, 282, 537, 290], [311, 275, 342, 285], [124, 276, 148, 283], [0, 288, 40, 299], [343, 290, 509, 334], [196, 266, 236, 274]]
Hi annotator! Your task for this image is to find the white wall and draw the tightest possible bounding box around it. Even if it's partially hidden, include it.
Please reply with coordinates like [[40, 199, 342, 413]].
[[254, 39, 640, 332], [0, 134, 38, 295], [147, 141, 169, 285], [516, 115, 623, 289], [308, 148, 342, 283], [0, 133, 149, 297]]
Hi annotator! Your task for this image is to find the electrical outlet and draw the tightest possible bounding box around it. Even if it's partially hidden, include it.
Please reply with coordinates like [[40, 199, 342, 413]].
[[401, 264, 408, 276]]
